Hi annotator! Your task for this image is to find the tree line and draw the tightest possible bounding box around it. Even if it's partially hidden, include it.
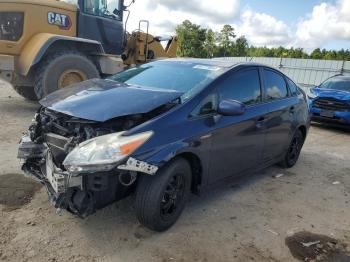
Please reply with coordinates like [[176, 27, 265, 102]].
[[175, 20, 350, 61]]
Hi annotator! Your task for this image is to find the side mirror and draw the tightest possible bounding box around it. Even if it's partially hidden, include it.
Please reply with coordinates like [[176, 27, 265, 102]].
[[217, 99, 246, 116]]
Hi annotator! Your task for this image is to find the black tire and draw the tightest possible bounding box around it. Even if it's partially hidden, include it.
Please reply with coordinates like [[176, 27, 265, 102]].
[[34, 52, 100, 99], [135, 158, 192, 232], [13, 86, 38, 101], [280, 129, 305, 168]]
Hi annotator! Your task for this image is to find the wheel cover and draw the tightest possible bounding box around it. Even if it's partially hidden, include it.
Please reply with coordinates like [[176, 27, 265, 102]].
[[160, 173, 185, 220], [58, 70, 87, 89]]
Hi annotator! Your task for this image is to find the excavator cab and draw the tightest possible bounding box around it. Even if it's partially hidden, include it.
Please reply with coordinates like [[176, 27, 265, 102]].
[[77, 0, 125, 54]]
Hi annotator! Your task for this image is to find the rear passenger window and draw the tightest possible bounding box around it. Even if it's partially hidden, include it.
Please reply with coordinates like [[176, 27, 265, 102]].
[[287, 78, 299, 96], [218, 69, 262, 106], [263, 69, 288, 101]]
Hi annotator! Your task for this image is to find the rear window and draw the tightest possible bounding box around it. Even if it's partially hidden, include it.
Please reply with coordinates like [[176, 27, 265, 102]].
[[287, 78, 299, 96], [263, 69, 288, 101]]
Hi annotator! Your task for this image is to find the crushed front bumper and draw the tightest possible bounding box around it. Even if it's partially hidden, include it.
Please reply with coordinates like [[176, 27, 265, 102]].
[[18, 135, 82, 209], [0, 54, 14, 83], [310, 108, 350, 125], [18, 135, 133, 217]]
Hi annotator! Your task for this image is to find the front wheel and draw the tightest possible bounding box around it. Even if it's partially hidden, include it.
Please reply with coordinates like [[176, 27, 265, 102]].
[[280, 129, 305, 168], [135, 158, 192, 232]]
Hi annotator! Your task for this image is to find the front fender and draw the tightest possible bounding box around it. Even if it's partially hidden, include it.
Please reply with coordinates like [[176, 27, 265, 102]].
[[17, 33, 104, 76], [136, 141, 192, 168]]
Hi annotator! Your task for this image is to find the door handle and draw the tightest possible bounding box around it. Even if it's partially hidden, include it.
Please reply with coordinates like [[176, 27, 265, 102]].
[[256, 117, 265, 129], [289, 106, 295, 114], [200, 133, 212, 140], [257, 116, 265, 122]]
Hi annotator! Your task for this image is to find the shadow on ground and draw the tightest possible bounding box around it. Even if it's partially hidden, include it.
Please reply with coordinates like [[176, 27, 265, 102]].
[[286, 231, 350, 262], [0, 173, 42, 211], [311, 122, 350, 133]]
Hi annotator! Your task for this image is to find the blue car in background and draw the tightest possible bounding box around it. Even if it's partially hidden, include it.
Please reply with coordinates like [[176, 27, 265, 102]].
[[308, 75, 350, 125]]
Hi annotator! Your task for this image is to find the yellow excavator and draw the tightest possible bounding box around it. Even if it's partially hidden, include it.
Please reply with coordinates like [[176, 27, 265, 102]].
[[0, 0, 177, 100]]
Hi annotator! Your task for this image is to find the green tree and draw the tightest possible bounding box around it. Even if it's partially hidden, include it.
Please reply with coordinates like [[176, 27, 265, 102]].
[[204, 29, 216, 58], [233, 36, 248, 56], [310, 48, 323, 59], [291, 48, 308, 58], [176, 20, 207, 58], [218, 25, 236, 56], [174, 21, 349, 61]]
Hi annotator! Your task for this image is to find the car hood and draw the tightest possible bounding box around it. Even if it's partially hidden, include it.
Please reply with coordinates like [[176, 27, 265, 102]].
[[312, 88, 350, 101], [39, 79, 183, 122]]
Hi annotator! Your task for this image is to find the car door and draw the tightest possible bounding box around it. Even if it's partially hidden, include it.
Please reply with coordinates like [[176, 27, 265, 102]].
[[207, 67, 268, 183], [260, 68, 297, 163]]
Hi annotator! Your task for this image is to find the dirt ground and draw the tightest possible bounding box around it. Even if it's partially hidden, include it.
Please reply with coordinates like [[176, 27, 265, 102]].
[[0, 80, 349, 262]]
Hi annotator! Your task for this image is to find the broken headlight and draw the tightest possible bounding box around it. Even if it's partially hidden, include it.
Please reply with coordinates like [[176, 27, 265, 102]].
[[63, 131, 153, 174], [0, 12, 24, 41]]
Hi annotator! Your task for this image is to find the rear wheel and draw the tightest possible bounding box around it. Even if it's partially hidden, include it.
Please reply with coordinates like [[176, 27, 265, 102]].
[[280, 129, 304, 168], [135, 158, 192, 232], [34, 52, 100, 99], [13, 86, 38, 101]]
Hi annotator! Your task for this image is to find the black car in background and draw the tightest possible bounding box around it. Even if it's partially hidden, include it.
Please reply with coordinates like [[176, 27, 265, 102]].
[[18, 59, 310, 231]]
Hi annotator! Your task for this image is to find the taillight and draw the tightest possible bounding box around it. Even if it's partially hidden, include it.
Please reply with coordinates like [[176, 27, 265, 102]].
[[0, 12, 24, 41]]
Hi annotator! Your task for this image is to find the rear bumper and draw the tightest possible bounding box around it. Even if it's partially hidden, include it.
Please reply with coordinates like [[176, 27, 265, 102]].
[[310, 108, 350, 125], [0, 54, 14, 83]]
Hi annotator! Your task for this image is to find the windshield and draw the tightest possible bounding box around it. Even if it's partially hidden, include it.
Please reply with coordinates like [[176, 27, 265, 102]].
[[319, 77, 350, 92], [109, 61, 225, 102], [81, 0, 121, 19]]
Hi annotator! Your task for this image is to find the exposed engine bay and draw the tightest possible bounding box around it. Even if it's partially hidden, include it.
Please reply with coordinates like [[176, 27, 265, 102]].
[[18, 103, 173, 217]]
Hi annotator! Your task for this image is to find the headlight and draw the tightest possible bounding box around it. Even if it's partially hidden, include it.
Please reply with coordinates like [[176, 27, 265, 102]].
[[307, 88, 317, 99], [63, 131, 153, 174]]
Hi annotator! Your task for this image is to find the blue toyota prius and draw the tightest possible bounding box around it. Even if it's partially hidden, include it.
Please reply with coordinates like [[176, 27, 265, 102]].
[[18, 59, 310, 231]]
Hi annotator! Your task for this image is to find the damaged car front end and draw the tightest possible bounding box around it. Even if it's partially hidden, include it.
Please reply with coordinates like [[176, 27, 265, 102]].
[[18, 59, 238, 231], [18, 78, 181, 218]]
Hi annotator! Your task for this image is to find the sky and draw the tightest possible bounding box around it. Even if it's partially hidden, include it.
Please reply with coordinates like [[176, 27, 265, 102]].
[[126, 0, 350, 52]]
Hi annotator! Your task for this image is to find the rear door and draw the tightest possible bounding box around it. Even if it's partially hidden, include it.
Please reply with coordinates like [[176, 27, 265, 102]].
[[208, 67, 268, 182], [260, 68, 297, 163]]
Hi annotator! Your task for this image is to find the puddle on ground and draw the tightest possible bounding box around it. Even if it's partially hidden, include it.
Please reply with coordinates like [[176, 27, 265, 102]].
[[0, 173, 42, 211], [286, 231, 350, 262]]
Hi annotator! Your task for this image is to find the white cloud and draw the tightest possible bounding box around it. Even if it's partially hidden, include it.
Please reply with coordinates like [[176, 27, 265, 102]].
[[295, 0, 350, 49], [127, 0, 240, 36], [127, 1, 292, 47], [237, 10, 292, 47], [125, 0, 350, 49]]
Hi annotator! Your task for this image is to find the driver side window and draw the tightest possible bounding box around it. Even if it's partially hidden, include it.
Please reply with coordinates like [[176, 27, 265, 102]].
[[217, 68, 262, 106], [84, 0, 120, 19]]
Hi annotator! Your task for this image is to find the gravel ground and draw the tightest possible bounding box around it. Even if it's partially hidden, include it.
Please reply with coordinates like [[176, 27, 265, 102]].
[[0, 80, 349, 262]]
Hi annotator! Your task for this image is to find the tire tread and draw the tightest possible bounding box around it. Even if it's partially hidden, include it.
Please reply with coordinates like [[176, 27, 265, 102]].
[[13, 86, 38, 101], [34, 51, 99, 99], [135, 158, 191, 231]]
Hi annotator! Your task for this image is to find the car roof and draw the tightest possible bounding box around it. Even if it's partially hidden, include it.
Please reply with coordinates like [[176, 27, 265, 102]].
[[161, 58, 278, 70], [328, 75, 350, 81]]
